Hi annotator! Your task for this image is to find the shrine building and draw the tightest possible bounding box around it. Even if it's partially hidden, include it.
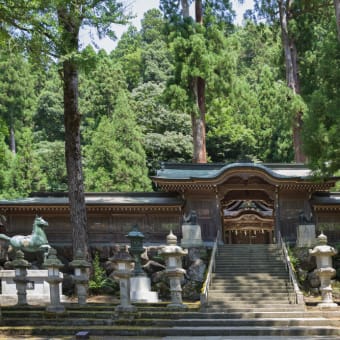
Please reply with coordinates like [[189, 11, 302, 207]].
[[0, 162, 339, 249]]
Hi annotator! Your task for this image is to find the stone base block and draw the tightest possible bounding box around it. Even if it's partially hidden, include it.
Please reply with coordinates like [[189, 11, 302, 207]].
[[181, 223, 203, 248], [297, 224, 315, 247], [0, 269, 65, 306], [130, 276, 159, 303]]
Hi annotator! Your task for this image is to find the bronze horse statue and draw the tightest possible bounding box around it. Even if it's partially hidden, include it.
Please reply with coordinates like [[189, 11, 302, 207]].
[[0, 216, 51, 256]]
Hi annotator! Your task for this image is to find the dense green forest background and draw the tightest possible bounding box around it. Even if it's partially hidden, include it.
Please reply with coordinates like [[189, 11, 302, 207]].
[[0, 1, 339, 199]]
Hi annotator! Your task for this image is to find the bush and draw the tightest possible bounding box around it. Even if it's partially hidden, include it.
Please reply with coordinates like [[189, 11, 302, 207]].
[[89, 253, 118, 295]]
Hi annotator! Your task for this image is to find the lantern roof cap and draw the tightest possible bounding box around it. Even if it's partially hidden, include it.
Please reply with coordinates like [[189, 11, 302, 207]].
[[166, 230, 177, 245], [126, 225, 144, 239]]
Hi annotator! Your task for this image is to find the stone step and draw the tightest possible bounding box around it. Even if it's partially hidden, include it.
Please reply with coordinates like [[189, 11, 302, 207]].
[[148, 317, 339, 328], [204, 306, 306, 313], [12, 316, 336, 328], [0, 326, 340, 338], [214, 274, 288, 278], [208, 292, 291, 299], [0, 324, 339, 337], [210, 290, 292, 296], [206, 300, 293, 306], [215, 267, 287, 270], [211, 279, 289, 284], [215, 261, 284, 265], [214, 270, 288, 274]]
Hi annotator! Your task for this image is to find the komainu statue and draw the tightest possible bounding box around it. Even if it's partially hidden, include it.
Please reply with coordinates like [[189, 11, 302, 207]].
[[0, 216, 51, 256]]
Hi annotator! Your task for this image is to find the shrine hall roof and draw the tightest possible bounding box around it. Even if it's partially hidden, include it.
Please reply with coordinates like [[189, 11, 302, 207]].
[[311, 192, 340, 205], [0, 192, 184, 207], [154, 162, 314, 180]]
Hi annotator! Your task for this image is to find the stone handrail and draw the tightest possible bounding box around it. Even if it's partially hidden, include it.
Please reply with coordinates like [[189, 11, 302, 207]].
[[277, 231, 304, 305], [200, 229, 220, 307]]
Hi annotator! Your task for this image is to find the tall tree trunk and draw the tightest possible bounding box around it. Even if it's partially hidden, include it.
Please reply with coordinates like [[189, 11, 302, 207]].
[[181, 0, 190, 17], [63, 59, 90, 259], [193, 0, 207, 163], [58, 7, 90, 259], [192, 76, 207, 163], [180, 0, 207, 163], [9, 125, 16, 154], [279, 0, 306, 163], [335, 0, 340, 43]]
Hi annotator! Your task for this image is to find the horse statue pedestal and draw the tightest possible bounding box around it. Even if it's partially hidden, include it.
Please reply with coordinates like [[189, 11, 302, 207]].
[[0, 269, 64, 305]]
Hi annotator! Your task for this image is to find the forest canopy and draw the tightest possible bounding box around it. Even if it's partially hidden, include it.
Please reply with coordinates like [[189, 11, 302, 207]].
[[0, 0, 339, 199]]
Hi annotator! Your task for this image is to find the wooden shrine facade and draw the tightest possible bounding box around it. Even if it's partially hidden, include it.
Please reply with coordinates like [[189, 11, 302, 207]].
[[0, 162, 339, 249], [152, 163, 340, 244]]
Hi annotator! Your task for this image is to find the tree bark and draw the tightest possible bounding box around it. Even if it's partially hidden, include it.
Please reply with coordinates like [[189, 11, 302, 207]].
[[335, 0, 340, 43], [278, 0, 306, 163], [193, 0, 207, 163], [58, 7, 90, 259], [181, 0, 190, 17], [63, 59, 90, 259], [192, 76, 207, 163], [9, 125, 16, 154]]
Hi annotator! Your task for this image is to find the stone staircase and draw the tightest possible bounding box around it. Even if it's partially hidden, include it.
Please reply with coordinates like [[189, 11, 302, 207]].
[[1, 303, 340, 338], [0, 244, 340, 337], [207, 244, 299, 312]]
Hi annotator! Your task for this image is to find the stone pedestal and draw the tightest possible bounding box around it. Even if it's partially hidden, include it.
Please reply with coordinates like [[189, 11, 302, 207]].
[[10, 250, 30, 306], [181, 223, 203, 248], [69, 249, 90, 305], [297, 224, 315, 247], [166, 268, 187, 309], [0, 270, 64, 305], [317, 268, 337, 308], [13, 268, 28, 305], [111, 247, 136, 312], [130, 276, 158, 303], [43, 248, 65, 313]]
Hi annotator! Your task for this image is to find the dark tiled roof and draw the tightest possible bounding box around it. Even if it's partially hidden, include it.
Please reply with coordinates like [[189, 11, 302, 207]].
[[154, 162, 314, 180], [0, 192, 184, 206], [311, 192, 340, 205]]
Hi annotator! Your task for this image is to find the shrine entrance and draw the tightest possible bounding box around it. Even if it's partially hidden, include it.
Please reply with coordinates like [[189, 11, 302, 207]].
[[221, 192, 275, 244]]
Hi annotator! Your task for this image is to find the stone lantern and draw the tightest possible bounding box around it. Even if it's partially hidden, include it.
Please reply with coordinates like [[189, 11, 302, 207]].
[[11, 250, 30, 305], [159, 230, 188, 309], [69, 249, 90, 305], [126, 225, 159, 303], [43, 247, 65, 313], [126, 225, 145, 277], [309, 233, 338, 308], [111, 246, 136, 312]]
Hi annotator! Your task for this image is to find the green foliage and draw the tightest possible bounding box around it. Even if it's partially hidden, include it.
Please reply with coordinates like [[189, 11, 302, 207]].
[[35, 141, 67, 191], [34, 69, 64, 142], [111, 26, 143, 89], [80, 54, 128, 143], [84, 91, 152, 192], [287, 246, 300, 273], [131, 82, 192, 172], [301, 18, 340, 176], [0, 0, 339, 197], [89, 252, 118, 294], [0, 48, 37, 152], [4, 128, 42, 198]]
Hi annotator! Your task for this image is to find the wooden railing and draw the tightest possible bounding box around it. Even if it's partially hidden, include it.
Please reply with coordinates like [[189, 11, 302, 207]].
[[277, 231, 304, 305], [200, 229, 220, 308]]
